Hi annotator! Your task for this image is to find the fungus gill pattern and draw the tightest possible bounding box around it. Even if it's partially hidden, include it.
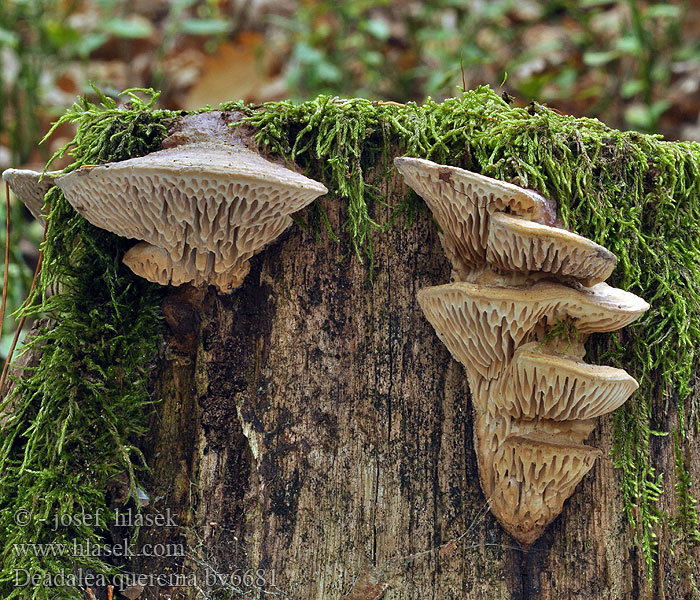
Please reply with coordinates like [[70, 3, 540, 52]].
[[1, 168, 58, 224], [486, 212, 618, 286], [55, 139, 327, 293], [395, 156, 649, 547]]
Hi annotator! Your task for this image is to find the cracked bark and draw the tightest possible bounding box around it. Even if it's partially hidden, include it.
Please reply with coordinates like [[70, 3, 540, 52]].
[[126, 171, 699, 600]]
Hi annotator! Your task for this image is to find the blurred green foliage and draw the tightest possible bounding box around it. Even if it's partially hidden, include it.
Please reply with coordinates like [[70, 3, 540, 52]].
[[0, 0, 66, 358], [1, 0, 73, 164], [0, 0, 233, 164], [0, 193, 40, 358], [277, 0, 696, 134]]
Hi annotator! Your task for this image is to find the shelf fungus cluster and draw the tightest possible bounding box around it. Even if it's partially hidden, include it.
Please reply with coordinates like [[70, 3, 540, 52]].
[[5, 113, 328, 293], [395, 157, 649, 547]]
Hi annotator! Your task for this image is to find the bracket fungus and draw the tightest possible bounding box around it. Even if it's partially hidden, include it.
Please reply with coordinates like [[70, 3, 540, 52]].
[[497, 342, 639, 422], [55, 114, 327, 292], [396, 156, 649, 548], [394, 157, 556, 281], [486, 212, 617, 286], [2, 168, 57, 224], [491, 435, 602, 546]]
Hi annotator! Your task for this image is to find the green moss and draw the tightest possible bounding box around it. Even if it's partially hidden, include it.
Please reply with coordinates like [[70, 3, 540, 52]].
[[671, 430, 700, 541], [538, 318, 579, 354], [0, 89, 172, 599], [1, 86, 699, 596]]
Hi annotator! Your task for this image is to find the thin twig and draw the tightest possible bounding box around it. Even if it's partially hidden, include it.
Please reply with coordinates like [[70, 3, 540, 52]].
[[396, 501, 491, 565]]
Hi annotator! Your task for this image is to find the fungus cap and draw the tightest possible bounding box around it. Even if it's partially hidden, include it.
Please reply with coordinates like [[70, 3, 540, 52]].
[[122, 242, 175, 287], [2, 168, 57, 224], [56, 143, 327, 291], [490, 434, 601, 547], [486, 213, 617, 286], [496, 342, 638, 421], [417, 281, 648, 379], [394, 157, 556, 278]]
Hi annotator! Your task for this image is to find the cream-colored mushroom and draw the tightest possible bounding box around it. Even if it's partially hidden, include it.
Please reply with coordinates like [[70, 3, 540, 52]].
[[122, 216, 293, 291], [2, 168, 58, 224], [490, 435, 602, 547], [486, 212, 617, 285], [121, 242, 177, 287], [418, 279, 646, 547], [56, 143, 327, 292], [394, 157, 556, 279], [495, 342, 639, 421], [417, 280, 648, 380], [397, 156, 649, 548]]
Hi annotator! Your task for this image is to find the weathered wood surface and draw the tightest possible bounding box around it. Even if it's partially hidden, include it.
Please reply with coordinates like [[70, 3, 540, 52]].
[[131, 173, 700, 600]]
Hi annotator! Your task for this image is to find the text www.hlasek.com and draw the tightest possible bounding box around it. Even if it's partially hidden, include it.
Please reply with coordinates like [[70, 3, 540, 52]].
[[13, 539, 184, 558]]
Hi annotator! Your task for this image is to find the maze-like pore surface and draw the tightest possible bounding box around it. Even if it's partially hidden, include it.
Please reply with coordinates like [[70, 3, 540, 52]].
[[417, 281, 648, 380], [400, 158, 650, 548], [486, 213, 617, 285], [496, 342, 639, 421], [394, 157, 555, 279], [490, 435, 600, 546], [418, 283, 554, 379], [57, 144, 327, 291]]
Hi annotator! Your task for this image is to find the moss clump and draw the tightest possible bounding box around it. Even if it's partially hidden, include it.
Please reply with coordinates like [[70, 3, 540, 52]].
[[1, 86, 699, 596], [0, 89, 172, 599]]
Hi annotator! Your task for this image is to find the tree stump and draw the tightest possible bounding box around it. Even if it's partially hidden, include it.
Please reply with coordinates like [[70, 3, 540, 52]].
[[125, 171, 698, 600]]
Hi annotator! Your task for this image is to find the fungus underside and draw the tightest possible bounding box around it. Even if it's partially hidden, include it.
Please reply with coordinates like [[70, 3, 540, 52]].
[[0, 86, 698, 596]]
